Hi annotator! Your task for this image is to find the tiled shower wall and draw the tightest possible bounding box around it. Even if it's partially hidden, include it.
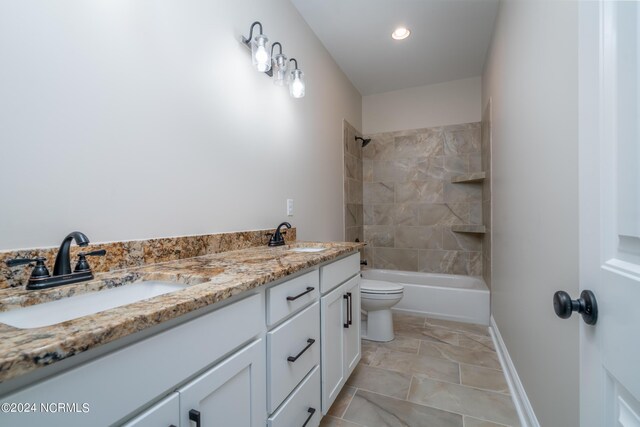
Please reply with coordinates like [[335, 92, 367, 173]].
[[344, 120, 364, 243], [360, 123, 484, 275], [481, 103, 492, 288]]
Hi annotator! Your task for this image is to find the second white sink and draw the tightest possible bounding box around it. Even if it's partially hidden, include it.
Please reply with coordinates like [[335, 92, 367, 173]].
[[289, 247, 327, 253], [0, 281, 188, 329]]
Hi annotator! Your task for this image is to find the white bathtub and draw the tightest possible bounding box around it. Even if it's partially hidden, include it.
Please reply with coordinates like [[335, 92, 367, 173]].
[[361, 269, 490, 325]]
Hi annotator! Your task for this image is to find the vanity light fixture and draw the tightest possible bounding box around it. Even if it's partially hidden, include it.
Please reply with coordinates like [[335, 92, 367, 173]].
[[271, 42, 288, 86], [288, 58, 305, 99], [242, 21, 271, 73], [391, 27, 411, 40], [241, 21, 305, 98]]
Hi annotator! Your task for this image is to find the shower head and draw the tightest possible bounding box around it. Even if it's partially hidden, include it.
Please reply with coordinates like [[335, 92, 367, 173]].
[[355, 136, 371, 147]]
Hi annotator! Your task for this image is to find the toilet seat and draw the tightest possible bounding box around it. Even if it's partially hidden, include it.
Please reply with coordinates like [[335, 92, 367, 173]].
[[361, 279, 404, 295]]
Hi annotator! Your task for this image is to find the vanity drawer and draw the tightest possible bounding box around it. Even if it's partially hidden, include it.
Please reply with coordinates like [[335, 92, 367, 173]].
[[268, 366, 320, 427], [320, 253, 359, 294], [267, 270, 319, 326], [267, 301, 320, 413]]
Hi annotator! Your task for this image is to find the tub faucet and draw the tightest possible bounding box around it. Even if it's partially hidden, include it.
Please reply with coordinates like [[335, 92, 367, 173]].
[[53, 231, 90, 276], [268, 222, 291, 247]]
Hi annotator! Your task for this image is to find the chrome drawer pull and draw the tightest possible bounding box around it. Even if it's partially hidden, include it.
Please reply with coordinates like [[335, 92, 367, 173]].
[[287, 338, 316, 362], [286, 286, 315, 301]]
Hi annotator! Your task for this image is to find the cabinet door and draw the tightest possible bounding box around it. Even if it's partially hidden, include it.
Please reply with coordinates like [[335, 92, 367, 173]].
[[178, 339, 266, 427], [121, 393, 179, 427], [320, 284, 347, 414], [343, 275, 361, 377]]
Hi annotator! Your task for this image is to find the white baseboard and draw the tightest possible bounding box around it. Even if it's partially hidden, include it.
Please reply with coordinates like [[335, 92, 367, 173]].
[[489, 315, 540, 427]]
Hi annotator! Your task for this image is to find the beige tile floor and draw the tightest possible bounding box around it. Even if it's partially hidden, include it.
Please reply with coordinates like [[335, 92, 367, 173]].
[[320, 313, 521, 427]]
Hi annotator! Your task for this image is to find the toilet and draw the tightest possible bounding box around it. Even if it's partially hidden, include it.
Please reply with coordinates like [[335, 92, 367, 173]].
[[360, 278, 404, 342]]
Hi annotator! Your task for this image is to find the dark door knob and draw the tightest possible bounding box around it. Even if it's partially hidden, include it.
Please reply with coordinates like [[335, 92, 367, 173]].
[[553, 290, 598, 325]]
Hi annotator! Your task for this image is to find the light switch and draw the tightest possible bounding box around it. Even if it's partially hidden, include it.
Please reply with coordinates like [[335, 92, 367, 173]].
[[287, 199, 294, 216]]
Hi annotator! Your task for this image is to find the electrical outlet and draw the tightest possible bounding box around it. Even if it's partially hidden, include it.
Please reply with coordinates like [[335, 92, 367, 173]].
[[287, 199, 294, 216]]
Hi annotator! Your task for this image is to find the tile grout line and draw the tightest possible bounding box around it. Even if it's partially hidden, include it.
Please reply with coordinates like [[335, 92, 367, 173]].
[[422, 317, 491, 336], [462, 415, 513, 427], [421, 324, 493, 342], [339, 387, 358, 420], [406, 375, 414, 401], [410, 338, 500, 368], [347, 381, 412, 403], [458, 363, 512, 396], [400, 334, 497, 357]]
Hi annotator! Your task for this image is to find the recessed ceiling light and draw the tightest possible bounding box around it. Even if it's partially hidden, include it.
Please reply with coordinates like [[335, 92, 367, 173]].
[[391, 27, 411, 40]]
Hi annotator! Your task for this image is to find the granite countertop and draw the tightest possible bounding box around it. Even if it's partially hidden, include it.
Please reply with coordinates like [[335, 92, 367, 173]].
[[0, 241, 363, 384]]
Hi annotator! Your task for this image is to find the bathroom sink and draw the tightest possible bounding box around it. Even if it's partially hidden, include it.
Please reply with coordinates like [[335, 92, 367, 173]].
[[0, 281, 188, 329], [289, 247, 327, 253]]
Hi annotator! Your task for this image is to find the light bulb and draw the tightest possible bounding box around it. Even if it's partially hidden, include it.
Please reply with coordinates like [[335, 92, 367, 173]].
[[255, 46, 269, 71], [289, 69, 305, 98], [251, 34, 271, 72], [291, 79, 304, 97]]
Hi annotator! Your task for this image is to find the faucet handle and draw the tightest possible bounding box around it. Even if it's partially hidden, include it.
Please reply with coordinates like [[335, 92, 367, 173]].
[[82, 249, 106, 257], [5, 257, 50, 280], [74, 249, 106, 273], [6, 257, 42, 267]]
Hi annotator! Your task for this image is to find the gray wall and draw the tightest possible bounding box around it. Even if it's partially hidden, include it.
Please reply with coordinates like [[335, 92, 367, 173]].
[[482, 1, 579, 426], [0, 0, 361, 250]]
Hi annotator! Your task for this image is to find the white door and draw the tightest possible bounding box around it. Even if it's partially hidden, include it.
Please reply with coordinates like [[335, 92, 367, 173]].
[[177, 339, 266, 427], [579, 1, 640, 426]]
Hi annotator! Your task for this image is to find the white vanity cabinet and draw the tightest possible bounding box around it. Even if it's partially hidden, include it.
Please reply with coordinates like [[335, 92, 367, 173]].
[[0, 250, 359, 427], [0, 293, 265, 427], [319, 253, 361, 414]]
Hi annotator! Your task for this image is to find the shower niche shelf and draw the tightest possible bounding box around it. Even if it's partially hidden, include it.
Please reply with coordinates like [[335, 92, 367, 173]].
[[451, 224, 486, 234], [451, 171, 485, 183]]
